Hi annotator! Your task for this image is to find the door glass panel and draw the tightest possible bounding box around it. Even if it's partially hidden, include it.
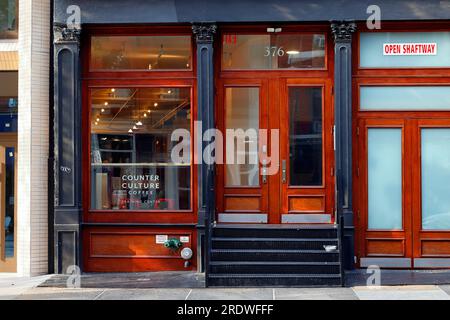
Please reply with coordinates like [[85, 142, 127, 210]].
[[225, 87, 259, 187], [90, 36, 192, 71], [4, 147, 14, 258], [368, 128, 402, 230], [222, 34, 326, 70], [360, 86, 450, 111], [421, 129, 450, 230], [289, 87, 323, 186], [90, 87, 191, 211]]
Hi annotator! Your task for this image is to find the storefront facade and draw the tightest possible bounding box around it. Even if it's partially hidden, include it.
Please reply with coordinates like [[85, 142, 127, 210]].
[[52, 0, 450, 285]]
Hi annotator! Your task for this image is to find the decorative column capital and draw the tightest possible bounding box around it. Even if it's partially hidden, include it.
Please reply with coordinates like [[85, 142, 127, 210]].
[[331, 21, 357, 43], [192, 23, 217, 44], [54, 23, 81, 45]]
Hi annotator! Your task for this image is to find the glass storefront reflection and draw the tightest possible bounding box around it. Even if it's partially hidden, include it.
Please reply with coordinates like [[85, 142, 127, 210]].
[[90, 87, 191, 211]]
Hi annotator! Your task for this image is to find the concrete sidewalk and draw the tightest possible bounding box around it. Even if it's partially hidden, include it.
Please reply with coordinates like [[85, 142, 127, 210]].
[[1, 274, 450, 300]]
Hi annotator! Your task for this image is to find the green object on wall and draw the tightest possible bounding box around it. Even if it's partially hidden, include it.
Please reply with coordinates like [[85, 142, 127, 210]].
[[164, 238, 183, 250]]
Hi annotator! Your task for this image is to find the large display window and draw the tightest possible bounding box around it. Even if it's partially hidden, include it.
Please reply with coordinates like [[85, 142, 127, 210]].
[[83, 28, 197, 222], [90, 87, 192, 211]]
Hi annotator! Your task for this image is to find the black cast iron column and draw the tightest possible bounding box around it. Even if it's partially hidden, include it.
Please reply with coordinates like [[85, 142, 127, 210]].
[[192, 24, 217, 273], [331, 21, 357, 270], [53, 24, 83, 274]]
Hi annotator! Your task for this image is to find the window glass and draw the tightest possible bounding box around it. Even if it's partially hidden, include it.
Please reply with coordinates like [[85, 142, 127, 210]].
[[360, 32, 450, 68], [3, 146, 14, 258], [90, 87, 191, 211], [0, 0, 17, 39], [0, 72, 17, 132], [225, 87, 259, 187], [289, 87, 323, 186], [360, 86, 450, 111], [222, 33, 325, 70], [421, 129, 450, 230], [368, 128, 403, 230], [90, 36, 192, 71]]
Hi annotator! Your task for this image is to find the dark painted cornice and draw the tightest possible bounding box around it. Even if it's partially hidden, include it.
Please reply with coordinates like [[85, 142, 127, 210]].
[[331, 21, 357, 43], [53, 23, 81, 44], [192, 23, 217, 43]]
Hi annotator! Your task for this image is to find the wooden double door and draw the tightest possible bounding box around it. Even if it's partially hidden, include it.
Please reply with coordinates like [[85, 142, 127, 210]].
[[357, 117, 450, 268], [216, 77, 334, 224]]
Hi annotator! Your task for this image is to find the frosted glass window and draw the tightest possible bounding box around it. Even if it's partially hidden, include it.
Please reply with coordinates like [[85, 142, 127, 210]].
[[360, 32, 450, 68], [368, 129, 402, 230], [360, 86, 450, 111], [421, 129, 450, 230]]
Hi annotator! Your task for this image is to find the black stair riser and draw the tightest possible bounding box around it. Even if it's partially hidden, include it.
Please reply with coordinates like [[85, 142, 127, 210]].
[[208, 277, 342, 287], [211, 251, 339, 262], [212, 240, 338, 250], [210, 264, 340, 274], [213, 228, 337, 239]]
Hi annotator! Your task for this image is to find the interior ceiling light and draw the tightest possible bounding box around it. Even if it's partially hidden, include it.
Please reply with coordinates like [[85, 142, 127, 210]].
[[128, 129, 133, 133], [133, 125, 138, 130], [111, 88, 115, 93], [144, 113, 148, 117], [154, 102, 158, 107], [101, 108, 105, 113], [96, 118, 100, 122], [286, 50, 300, 55], [94, 122, 98, 125], [167, 90, 172, 94], [104, 102, 109, 106], [136, 121, 143, 126]]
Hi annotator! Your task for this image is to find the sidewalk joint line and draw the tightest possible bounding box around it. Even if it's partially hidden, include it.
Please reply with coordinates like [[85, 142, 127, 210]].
[[185, 289, 193, 300], [93, 289, 107, 300]]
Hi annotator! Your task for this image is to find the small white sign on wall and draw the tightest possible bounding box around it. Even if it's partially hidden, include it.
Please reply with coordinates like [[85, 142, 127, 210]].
[[155, 235, 168, 244], [383, 43, 437, 56], [180, 236, 190, 243]]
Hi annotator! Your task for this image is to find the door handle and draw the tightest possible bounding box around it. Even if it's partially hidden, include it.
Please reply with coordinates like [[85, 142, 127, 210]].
[[262, 160, 267, 184], [282, 159, 287, 184]]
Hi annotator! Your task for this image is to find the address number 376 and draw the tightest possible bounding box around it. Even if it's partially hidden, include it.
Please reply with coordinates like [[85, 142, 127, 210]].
[[264, 46, 285, 57]]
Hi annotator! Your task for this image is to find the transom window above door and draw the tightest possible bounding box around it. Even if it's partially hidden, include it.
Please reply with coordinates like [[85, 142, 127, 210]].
[[90, 35, 192, 71], [222, 33, 326, 70]]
